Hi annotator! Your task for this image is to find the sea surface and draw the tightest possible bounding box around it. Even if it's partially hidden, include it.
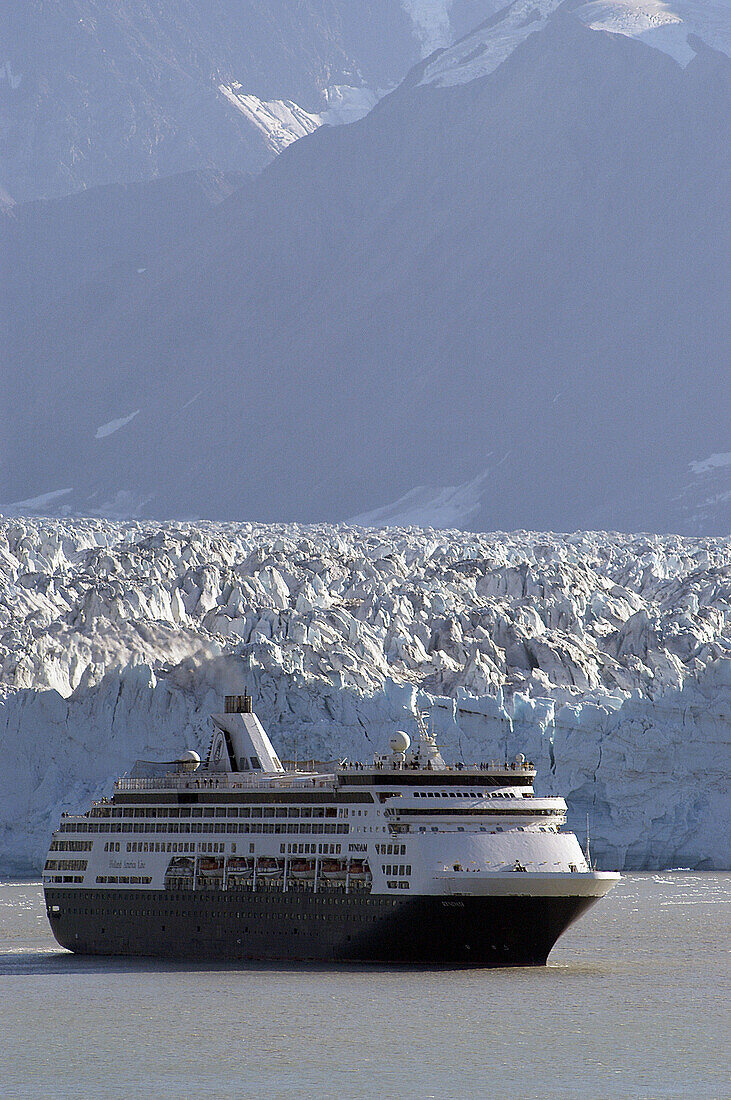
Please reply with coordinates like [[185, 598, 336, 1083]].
[[0, 873, 728, 1100]]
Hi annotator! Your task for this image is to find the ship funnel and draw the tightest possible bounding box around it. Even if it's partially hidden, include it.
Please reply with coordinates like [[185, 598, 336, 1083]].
[[209, 691, 284, 774], [225, 691, 253, 714]]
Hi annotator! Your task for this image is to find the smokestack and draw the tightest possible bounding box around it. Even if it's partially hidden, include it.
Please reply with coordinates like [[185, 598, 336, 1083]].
[[224, 691, 253, 714]]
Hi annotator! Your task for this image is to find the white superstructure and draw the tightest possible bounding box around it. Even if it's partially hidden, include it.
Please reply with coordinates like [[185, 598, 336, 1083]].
[[43, 694, 617, 907]]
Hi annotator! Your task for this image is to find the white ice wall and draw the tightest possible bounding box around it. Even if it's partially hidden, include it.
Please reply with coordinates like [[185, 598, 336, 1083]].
[[0, 519, 728, 872]]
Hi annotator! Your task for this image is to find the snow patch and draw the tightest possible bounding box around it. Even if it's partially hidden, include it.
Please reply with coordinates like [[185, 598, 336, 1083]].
[[420, 0, 563, 86], [349, 469, 491, 529], [219, 83, 379, 152], [6, 488, 73, 514], [95, 410, 140, 439], [320, 85, 379, 126], [690, 452, 731, 476], [218, 85, 322, 154], [401, 0, 455, 54], [94, 490, 155, 520], [0, 61, 22, 90]]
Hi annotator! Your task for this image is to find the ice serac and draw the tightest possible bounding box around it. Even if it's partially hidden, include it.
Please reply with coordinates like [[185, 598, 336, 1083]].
[[0, 519, 728, 874]]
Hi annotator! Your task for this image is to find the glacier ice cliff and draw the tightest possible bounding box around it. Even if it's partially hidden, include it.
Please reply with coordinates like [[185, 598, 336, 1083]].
[[0, 519, 728, 873]]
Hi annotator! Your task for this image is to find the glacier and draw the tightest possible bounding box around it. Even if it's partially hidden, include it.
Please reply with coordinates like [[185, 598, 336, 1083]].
[[0, 518, 728, 875], [419, 0, 731, 86]]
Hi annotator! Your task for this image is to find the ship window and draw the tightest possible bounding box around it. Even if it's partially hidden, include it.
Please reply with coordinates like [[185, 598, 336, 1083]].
[[250, 757, 261, 770]]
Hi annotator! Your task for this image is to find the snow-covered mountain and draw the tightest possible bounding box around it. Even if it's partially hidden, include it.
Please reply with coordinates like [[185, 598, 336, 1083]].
[[419, 0, 731, 85], [3, 6, 728, 533], [0, 0, 501, 202], [1, 518, 728, 873], [0, 0, 379, 200]]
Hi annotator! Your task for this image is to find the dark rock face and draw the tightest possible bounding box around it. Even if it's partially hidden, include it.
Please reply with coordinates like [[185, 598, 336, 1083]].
[[3, 17, 729, 533], [1, 169, 245, 325], [0, 0, 422, 201]]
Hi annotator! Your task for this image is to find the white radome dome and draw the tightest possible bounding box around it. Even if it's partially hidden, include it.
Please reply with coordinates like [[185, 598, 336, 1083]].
[[179, 749, 201, 771], [390, 731, 411, 754]]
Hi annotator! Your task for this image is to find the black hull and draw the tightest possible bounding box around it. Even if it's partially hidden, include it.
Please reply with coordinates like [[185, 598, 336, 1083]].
[[45, 885, 599, 967]]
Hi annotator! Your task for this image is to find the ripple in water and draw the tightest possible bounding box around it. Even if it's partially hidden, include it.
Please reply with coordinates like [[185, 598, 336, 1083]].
[[0, 874, 728, 1099]]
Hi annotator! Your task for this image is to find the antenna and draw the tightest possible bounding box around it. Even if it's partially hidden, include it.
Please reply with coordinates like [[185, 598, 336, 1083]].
[[586, 812, 592, 869]]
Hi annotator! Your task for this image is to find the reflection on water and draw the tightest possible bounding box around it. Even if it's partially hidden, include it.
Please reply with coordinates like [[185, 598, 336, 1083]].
[[0, 875, 728, 1099]]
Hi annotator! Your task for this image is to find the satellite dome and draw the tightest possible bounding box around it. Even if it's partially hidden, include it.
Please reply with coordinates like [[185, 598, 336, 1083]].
[[515, 753, 525, 764], [179, 749, 201, 772], [390, 731, 411, 754]]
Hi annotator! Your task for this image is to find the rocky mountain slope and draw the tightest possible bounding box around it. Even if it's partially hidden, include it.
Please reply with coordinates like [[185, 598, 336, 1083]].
[[1, 518, 728, 872], [0, 0, 499, 201], [0, 169, 244, 332], [3, 9, 729, 533]]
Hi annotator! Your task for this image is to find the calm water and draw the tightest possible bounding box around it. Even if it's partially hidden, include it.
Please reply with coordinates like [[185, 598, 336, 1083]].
[[0, 874, 728, 1099]]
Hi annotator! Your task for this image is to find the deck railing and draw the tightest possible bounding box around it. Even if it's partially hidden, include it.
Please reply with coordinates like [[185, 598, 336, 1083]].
[[114, 771, 335, 793]]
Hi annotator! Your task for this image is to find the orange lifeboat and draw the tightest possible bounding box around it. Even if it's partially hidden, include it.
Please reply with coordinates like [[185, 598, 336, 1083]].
[[256, 857, 284, 879], [348, 859, 371, 882], [321, 859, 347, 880], [226, 857, 254, 878], [290, 858, 316, 879], [198, 857, 224, 877]]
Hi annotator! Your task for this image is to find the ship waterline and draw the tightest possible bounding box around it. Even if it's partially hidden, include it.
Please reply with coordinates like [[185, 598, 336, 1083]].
[[43, 693, 618, 965]]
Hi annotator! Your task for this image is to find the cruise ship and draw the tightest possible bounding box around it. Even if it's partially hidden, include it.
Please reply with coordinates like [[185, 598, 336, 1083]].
[[43, 692, 618, 965]]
